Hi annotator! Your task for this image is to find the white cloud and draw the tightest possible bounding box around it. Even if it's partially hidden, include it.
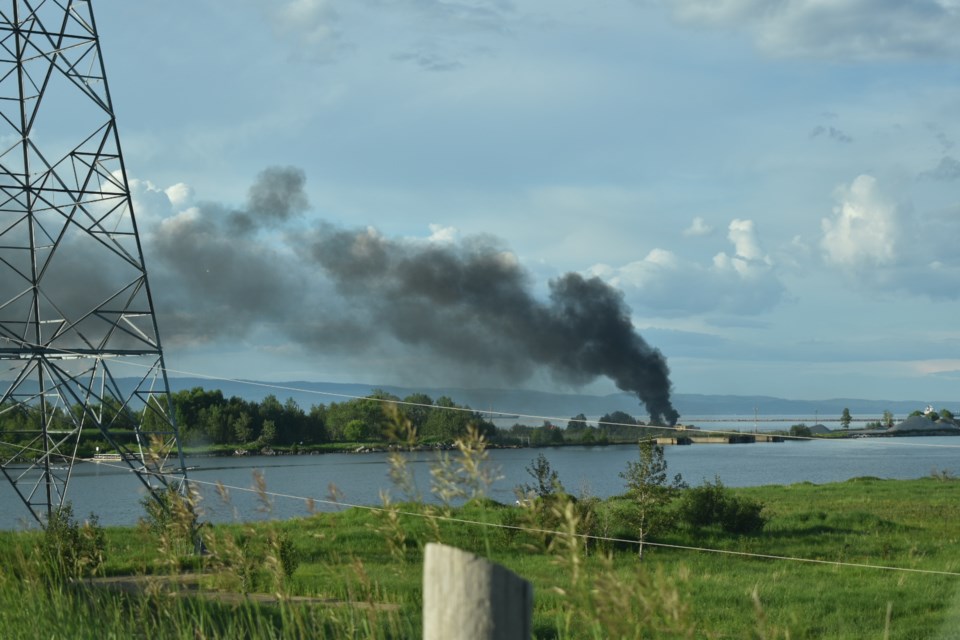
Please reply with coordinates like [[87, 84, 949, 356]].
[[820, 174, 898, 268], [818, 175, 960, 299], [128, 178, 179, 227], [269, 0, 346, 59], [588, 219, 783, 315], [426, 224, 459, 244], [164, 183, 194, 209], [682, 216, 714, 237], [717, 218, 769, 276], [670, 0, 960, 60]]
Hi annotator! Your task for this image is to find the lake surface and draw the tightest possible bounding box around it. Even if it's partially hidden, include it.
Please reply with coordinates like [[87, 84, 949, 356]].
[[3, 436, 959, 529]]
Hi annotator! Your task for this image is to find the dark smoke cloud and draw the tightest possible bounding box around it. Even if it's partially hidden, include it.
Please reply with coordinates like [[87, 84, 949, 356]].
[[147, 166, 679, 424], [301, 227, 679, 424], [228, 166, 310, 233], [0, 205, 160, 352], [149, 168, 308, 343]]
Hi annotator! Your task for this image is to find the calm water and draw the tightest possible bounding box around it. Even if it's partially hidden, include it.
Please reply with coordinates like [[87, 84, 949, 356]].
[[3, 436, 959, 529]]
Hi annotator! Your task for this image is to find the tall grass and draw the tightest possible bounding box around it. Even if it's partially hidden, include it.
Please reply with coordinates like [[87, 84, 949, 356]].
[[2, 443, 960, 637]]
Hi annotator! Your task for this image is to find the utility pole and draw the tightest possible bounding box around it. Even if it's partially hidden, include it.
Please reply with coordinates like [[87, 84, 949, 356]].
[[0, 1, 189, 524]]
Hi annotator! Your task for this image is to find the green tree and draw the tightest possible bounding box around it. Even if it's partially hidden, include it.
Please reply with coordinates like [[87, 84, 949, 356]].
[[517, 453, 565, 500], [940, 408, 955, 422], [598, 410, 642, 441], [421, 396, 494, 442], [882, 410, 895, 429], [619, 440, 686, 558], [258, 420, 277, 447], [402, 393, 434, 432], [259, 394, 283, 426], [140, 396, 172, 434], [840, 408, 852, 429], [600, 410, 638, 427], [566, 413, 588, 432], [325, 397, 389, 442], [199, 404, 229, 444], [277, 398, 307, 445], [172, 387, 225, 439], [789, 424, 812, 438], [343, 419, 368, 442], [233, 412, 253, 444], [530, 424, 564, 446], [306, 404, 329, 443]]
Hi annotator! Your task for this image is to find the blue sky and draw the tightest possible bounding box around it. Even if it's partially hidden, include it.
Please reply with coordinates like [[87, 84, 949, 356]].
[[94, 1, 960, 401]]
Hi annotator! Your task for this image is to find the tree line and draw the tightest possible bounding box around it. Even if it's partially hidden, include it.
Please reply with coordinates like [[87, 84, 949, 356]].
[[0, 387, 670, 456], [143, 387, 500, 449]]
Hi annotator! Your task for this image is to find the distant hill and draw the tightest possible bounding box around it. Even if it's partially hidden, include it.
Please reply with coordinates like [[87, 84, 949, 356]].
[[159, 377, 955, 422]]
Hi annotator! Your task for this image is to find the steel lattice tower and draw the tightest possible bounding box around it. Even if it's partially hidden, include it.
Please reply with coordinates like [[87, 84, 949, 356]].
[[0, 1, 189, 524]]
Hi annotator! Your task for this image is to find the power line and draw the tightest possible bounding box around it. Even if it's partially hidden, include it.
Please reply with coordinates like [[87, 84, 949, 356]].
[[4, 435, 959, 577], [131, 464, 960, 579], [4, 334, 960, 449]]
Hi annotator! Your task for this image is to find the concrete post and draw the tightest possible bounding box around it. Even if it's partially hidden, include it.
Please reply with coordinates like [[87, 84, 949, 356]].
[[423, 543, 533, 640]]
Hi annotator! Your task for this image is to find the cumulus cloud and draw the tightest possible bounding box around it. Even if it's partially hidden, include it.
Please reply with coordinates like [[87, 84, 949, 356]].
[[714, 219, 771, 276], [164, 183, 194, 209], [670, 0, 960, 60], [819, 174, 960, 298], [589, 219, 784, 315], [820, 175, 898, 268], [682, 216, 714, 237], [128, 178, 187, 227]]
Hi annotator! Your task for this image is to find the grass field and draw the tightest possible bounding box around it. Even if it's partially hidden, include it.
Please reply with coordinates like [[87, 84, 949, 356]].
[[2, 451, 960, 638]]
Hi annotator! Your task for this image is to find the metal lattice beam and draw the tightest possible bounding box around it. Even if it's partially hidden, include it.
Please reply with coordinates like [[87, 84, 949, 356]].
[[0, 0, 188, 525]]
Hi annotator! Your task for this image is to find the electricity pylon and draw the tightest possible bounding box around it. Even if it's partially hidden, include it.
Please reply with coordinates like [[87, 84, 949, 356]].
[[0, 1, 189, 525]]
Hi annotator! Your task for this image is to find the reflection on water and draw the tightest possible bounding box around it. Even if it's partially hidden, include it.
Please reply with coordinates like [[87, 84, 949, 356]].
[[2, 436, 959, 529]]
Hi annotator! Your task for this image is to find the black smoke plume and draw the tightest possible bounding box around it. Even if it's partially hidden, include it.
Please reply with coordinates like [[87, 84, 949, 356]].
[[147, 167, 679, 424]]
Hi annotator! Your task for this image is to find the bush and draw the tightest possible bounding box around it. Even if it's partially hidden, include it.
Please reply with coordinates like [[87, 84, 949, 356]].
[[516, 453, 565, 500], [678, 477, 766, 535], [140, 484, 201, 556], [789, 424, 812, 438], [41, 503, 106, 580]]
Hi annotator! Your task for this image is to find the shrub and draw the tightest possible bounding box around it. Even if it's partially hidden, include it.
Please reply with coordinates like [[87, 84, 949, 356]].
[[40, 503, 106, 580], [516, 453, 565, 500], [789, 424, 812, 438], [678, 477, 766, 535], [140, 483, 201, 557]]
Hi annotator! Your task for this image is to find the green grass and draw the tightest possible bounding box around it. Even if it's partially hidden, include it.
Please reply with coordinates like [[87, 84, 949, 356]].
[[3, 476, 960, 638]]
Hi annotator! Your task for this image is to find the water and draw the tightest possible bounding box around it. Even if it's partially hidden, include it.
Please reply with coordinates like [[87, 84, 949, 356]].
[[3, 436, 959, 529]]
